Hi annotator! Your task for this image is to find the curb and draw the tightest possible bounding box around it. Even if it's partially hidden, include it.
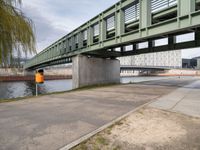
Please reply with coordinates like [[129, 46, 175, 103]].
[[59, 98, 159, 150]]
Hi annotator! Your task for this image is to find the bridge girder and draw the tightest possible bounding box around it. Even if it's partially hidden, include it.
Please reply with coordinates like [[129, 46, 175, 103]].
[[25, 0, 200, 70]]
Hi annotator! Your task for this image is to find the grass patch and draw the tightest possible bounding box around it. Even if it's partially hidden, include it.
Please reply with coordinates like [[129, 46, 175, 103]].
[[72, 134, 110, 150], [113, 145, 121, 150], [95, 135, 108, 145]]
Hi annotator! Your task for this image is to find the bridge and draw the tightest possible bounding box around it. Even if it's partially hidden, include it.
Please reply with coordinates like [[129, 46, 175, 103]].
[[24, 0, 200, 88], [120, 65, 172, 71]]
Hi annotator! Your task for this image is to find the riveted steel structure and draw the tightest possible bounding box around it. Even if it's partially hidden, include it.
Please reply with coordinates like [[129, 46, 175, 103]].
[[25, 0, 200, 70]]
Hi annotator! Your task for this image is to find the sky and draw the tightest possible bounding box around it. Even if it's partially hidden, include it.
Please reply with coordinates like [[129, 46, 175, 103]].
[[21, 0, 200, 59]]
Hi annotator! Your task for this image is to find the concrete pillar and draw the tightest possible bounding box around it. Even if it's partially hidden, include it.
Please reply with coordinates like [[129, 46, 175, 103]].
[[72, 55, 120, 89]]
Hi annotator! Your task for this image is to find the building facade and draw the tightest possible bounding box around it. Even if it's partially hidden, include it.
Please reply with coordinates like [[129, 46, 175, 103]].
[[119, 50, 182, 68]]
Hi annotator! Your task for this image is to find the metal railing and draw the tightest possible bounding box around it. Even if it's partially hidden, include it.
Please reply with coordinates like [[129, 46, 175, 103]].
[[124, 1, 140, 24], [93, 24, 99, 36], [106, 15, 115, 31], [151, 0, 177, 13]]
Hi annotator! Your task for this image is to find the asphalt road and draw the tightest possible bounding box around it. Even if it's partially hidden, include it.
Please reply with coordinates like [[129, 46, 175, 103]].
[[0, 77, 199, 150]]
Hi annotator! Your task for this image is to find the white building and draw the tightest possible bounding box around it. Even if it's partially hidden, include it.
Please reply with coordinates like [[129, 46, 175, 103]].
[[119, 50, 182, 68]]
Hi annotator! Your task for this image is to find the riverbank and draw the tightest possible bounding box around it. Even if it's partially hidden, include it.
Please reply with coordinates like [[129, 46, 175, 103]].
[[0, 76, 178, 100], [0, 75, 72, 82], [0, 77, 199, 150]]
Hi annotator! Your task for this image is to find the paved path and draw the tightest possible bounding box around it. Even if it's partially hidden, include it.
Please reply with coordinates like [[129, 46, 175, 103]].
[[0, 77, 199, 150], [150, 77, 200, 118]]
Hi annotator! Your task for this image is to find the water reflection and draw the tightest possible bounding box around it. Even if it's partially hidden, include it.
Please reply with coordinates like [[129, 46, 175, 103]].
[[0, 79, 72, 100]]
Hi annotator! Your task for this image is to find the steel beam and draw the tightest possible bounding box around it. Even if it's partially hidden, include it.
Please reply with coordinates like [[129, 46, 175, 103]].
[[24, 0, 200, 70]]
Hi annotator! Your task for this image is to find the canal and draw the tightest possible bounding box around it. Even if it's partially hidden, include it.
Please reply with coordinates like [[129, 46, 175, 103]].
[[0, 76, 173, 100]]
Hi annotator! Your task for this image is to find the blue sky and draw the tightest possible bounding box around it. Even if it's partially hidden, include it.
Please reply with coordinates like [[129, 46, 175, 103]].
[[22, 0, 200, 58]]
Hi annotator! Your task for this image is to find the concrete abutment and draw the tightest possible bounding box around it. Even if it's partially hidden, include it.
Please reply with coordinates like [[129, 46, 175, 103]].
[[72, 55, 120, 89]]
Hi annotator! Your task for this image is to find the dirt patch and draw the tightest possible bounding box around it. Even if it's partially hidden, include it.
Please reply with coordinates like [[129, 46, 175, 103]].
[[111, 108, 186, 145], [72, 107, 200, 150]]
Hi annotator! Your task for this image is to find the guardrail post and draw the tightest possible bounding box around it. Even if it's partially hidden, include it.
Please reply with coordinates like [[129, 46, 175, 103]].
[[139, 0, 151, 29], [116, 3, 125, 38], [88, 23, 93, 46], [78, 32, 83, 48], [71, 36, 76, 51], [178, 0, 196, 16], [100, 15, 106, 44]]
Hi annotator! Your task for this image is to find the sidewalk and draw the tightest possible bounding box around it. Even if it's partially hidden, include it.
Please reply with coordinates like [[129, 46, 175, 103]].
[[149, 79, 200, 118]]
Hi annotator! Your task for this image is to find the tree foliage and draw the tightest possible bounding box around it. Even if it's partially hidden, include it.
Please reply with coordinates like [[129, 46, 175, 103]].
[[0, 0, 36, 67]]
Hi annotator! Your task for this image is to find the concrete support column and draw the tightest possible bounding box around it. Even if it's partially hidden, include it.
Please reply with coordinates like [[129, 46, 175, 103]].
[[72, 55, 120, 89]]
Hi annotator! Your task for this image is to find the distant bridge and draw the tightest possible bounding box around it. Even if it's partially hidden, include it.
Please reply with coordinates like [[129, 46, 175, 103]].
[[120, 65, 171, 71], [24, 0, 200, 88]]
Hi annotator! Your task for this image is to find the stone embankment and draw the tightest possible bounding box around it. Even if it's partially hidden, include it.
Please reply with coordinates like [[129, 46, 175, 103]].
[[121, 68, 200, 77], [0, 68, 72, 82], [0, 75, 72, 82]]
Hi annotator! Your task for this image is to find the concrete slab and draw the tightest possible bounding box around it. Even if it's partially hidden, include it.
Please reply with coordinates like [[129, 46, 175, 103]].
[[150, 78, 200, 118]]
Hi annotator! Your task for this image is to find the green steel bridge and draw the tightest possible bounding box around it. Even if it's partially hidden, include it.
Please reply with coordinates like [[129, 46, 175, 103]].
[[25, 0, 200, 70]]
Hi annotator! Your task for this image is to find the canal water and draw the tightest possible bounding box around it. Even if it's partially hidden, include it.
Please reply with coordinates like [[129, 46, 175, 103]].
[[0, 76, 173, 100]]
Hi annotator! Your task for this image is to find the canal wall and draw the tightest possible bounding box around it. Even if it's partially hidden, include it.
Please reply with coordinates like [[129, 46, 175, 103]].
[[0, 68, 72, 82], [0, 68, 72, 76], [1, 67, 199, 82], [120, 69, 200, 77], [0, 68, 24, 76], [158, 69, 200, 76], [0, 75, 72, 82]]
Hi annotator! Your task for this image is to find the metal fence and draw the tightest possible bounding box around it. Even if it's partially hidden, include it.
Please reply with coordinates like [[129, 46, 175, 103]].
[[93, 24, 99, 36], [151, 0, 177, 13], [124, 1, 140, 24], [106, 15, 115, 31]]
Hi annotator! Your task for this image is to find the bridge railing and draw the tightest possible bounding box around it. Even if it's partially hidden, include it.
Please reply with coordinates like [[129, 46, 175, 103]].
[[24, 0, 200, 69], [151, 0, 177, 13]]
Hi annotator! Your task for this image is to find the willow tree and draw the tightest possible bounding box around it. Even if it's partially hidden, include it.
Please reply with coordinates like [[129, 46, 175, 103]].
[[0, 0, 36, 67]]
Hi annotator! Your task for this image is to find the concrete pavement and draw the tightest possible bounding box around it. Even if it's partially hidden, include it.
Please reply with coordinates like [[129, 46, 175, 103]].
[[150, 77, 200, 118], [0, 77, 199, 150]]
